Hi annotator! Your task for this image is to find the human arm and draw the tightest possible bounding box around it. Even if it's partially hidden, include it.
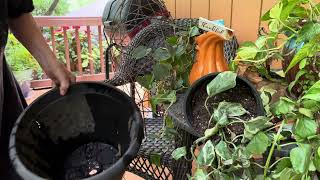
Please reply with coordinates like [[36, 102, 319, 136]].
[[8, 13, 75, 95]]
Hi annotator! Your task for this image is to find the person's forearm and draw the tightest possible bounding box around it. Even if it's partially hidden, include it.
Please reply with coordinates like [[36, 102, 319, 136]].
[[8, 13, 57, 72]]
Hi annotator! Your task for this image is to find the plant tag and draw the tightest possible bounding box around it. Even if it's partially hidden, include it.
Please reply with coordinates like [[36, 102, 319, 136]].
[[198, 17, 234, 40]]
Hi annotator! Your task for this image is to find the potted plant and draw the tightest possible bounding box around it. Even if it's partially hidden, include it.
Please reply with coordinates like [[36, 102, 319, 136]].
[[218, 0, 320, 178], [183, 72, 265, 138]]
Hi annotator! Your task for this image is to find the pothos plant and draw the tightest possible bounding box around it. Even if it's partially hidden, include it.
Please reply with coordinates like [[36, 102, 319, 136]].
[[233, 0, 320, 96], [132, 26, 200, 136], [172, 71, 320, 179]]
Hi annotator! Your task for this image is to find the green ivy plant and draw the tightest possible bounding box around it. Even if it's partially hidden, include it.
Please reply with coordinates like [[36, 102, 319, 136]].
[[233, 0, 320, 95], [172, 71, 320, 179], [132, 26, 200, 136]]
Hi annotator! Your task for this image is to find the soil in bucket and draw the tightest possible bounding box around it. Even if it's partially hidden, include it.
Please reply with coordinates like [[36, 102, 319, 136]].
[[191, 81, 258, 135]]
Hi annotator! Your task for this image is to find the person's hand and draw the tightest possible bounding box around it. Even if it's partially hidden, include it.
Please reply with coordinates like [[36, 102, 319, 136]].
[[46, 62, 76, 96]]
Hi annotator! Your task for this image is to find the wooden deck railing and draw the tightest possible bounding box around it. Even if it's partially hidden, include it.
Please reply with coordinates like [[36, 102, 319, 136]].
[[31, 16, 111, 88]]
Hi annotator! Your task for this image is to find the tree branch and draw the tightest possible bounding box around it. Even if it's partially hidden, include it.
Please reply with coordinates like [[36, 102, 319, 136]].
[[45, 0, 60, 16]]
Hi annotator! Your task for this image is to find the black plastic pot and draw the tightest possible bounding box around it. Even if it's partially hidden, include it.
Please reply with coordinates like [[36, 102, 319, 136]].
[[9, 82, 144, 180], [183, 72, 265, 137]]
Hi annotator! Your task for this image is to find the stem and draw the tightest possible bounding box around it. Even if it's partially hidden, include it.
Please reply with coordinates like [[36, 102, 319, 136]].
[[222, 131, 237, 149], [269, 157, 290, 170], [279, 142, 297, 147], [232, 135, 244, 142], [205, 97, 211, 115], [208, 114, 214, 128], [264, 121, 285, 177], [279, 20, 298, 34], [264, 123, 282, 132], [252, 162, 265, 169]]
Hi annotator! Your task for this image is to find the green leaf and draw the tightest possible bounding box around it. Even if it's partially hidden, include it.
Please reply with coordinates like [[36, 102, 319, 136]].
[[314, 147, 320, 172], [152, 63, 172, 80], [270, 2, 283, 19], [215, 141, 232, 161], [255, 36, 268, 49], [269, 19, 281, 32], [213, 102, 247, 126], [137, 74, 154, 90], [246, 132, 270, 155], [261, 10, 271, 21], [132, 45, 152, 59], [172, 147, 187, 160], [298, 108, 313, 118], [229, 61, 238, 72], [194, 169, 208, 180], [302, 80, 320, 102], [176, 44, 186, 57], [261, 91, 270, 106], [280, 1, 299, 21], [299, 58, 307, 69], [288, 69, 307, 93], [275, 158, 292, 174], [206, 71, 237, 97], [290, 143, 312, 174], [212, 109, 228, 126], [297, 23, 320, 43], [294, 117, 317, 139], [272, 168, 298, 180], [167, 36, 179, 45], [244, 116, 273, 139], [237, 45, 259, 59], [309, 161, 316, 172], [271, 97, 296, 115], [153, 48, 171, 61], [204, 126, 219, 139], [197, 140, 215, 166], [225, 103, 247, 117], [150, 153, 161, 166], [165, 116, 174, 129], [150, 91, 176, 110], [189, 26, 200, 37], [82, 60, 89, 68], [285, 42, 313, 73]]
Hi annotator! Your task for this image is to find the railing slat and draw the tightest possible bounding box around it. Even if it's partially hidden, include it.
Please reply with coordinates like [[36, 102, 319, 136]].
[[63, 27, 71, 71], [75, 27, 83, 75], [87, 26, 94, 74], [50, 27, 56, 56], [34, 16, 103, 27], [98, 25, 105, 73]]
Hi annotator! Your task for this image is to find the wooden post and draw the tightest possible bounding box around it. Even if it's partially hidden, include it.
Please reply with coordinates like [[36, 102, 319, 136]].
[[87, 26, 94, 74], [63, 27, 71, 71], [50, 27, 56, 56], [75, 27, 83, 75], [98, 25, 105, 73]]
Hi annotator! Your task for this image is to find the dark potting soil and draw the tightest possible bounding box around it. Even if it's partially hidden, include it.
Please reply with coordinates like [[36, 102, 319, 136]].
[[191, 82, 258, 135], [63, 142, 119, 180]]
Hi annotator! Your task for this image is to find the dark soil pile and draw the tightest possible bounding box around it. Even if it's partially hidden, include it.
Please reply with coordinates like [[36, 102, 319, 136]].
[[191, 82, 258, 135]]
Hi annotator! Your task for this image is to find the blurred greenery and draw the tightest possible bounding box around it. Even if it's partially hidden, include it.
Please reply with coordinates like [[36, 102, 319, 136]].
[[32, 0, 70, 16], [6, 0, 104, 83], [5, 34, 43, 81]]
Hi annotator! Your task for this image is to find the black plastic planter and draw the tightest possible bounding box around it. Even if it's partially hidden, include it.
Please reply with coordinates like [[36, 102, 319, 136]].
[[9, 82, 144, 180], [183, 72, 265, 137]]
